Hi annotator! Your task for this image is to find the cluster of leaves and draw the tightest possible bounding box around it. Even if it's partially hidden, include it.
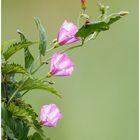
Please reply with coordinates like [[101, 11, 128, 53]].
[[1, 2, 128, 140], [1, 17, 60, 139], [2, 100, 46, 140]]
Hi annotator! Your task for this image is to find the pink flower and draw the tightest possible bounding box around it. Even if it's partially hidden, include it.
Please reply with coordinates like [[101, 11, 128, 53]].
[[56, 20, 80, 46], [40, 104, 63, 127], [47, 53, 74, 77]]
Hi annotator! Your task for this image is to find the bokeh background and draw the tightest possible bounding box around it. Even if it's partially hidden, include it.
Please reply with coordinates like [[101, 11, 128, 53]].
[[2, 0, 138, 140]]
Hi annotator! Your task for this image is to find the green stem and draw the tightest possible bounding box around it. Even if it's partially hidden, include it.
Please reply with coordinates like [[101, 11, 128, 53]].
[[46, 46, 55, 52], [84, 31, 100, 43], [21, 90, 29, 97], [31, 44, 55, 72], [32, 40, 85, 73], [61, 44, 83, 54], [8, 78, 28, 104], [3, 75, 9, 103], [31, 62, 44, 74]]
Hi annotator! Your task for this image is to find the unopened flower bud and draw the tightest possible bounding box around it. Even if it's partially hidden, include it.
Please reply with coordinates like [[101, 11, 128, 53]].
[[81, 0, 87, 10], [119, 11, 129, 16]]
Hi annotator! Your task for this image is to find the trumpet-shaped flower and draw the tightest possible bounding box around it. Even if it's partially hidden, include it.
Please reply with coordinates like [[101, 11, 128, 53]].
[[56, 20, 80, 46], [40, 104, 63, 127], [47, 53, 74, 77]]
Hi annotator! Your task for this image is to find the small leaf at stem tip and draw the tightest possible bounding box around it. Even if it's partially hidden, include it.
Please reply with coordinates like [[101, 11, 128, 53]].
[[119, 11, 129, 16]]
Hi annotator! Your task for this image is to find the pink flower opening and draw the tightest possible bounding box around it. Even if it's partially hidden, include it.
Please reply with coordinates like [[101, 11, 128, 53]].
[[40, 104, 63, 127], [57, 20, 80, 46], [48, 53, 75, 77]]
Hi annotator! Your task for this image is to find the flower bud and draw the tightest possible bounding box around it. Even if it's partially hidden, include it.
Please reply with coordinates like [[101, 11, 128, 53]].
[[81, 0, 87, 10], [119, 11, 129, 16]]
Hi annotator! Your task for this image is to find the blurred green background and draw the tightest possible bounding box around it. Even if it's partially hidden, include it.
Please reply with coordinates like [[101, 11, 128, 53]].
[[2, 0, 138, 140]]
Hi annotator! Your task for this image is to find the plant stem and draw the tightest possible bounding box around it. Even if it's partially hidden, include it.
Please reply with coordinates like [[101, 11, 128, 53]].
[[3, 75, 9, 103], [84, 31, 100, 43], [21, 90, 29, 97], [8, 78, 28, 104], [32, 40, 85, 74], [46, 46, 55, 52]]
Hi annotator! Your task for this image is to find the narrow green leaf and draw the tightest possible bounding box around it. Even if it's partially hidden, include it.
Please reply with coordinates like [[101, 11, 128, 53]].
[[3, 41, 35, 60], [2, 63, 28, 75], [105, 11, 129, 25], [34, 17, 47, 56], [17, 30, 34, 69], [75, 21, 109, 38], [24, 48, 34, 69], [19, 78, 62, 98]]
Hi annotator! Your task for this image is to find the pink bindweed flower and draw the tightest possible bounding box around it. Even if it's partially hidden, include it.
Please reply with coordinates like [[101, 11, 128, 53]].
[[47, 53, 74, 77], [40, 104, 63, 127], [54, 20, 80, 47]]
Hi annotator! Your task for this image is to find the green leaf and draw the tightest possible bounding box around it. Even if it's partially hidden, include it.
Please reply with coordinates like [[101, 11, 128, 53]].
[[1, 39, 16, 50], [7, 103, 35, 124], [75, 21, 109, 38], [34, 17, 47, 56], [19, 78, 62, 98], [2, 63, 28, 75], [14, 120, 29, 140], [24, 48, 34, 69], [17, 30, 34, 69], [7, 101, 46, 140], [75, 11, 128, 39], [3, 41, 35, 61], [2, 105, 17, 140], [28, 132, 44, 140], [105, 11, 129, 25]]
